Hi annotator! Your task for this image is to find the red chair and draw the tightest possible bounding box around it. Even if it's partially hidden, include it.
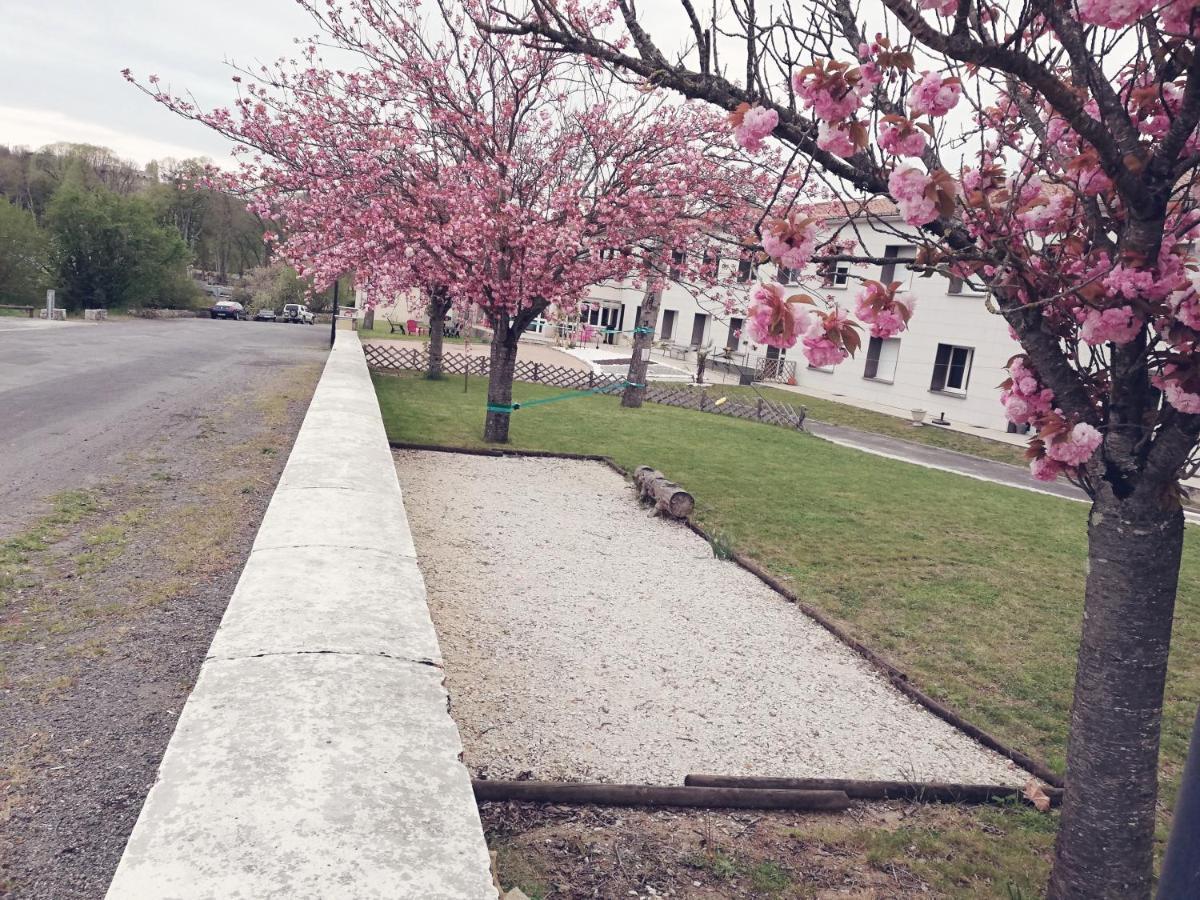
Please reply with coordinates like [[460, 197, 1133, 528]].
[[406, 319, 421, 335]]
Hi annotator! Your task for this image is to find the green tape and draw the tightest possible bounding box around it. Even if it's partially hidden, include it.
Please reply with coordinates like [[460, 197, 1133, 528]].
[[486, 380, 630, 415]]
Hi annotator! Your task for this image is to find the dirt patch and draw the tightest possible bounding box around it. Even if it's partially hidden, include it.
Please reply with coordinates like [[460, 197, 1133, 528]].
[[482, 799, 1055, 899], [0, 360, 324, 899]]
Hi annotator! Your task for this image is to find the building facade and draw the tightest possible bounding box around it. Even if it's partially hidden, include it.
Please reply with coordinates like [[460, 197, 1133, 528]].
[[577, 212, 1018, 433]]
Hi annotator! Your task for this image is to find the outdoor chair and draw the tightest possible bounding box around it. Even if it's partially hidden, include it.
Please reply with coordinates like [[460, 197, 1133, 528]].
[[406, 318, 422, 335]]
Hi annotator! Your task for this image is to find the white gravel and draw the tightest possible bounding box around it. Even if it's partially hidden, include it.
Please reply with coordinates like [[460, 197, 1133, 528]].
[[396, 450, 1025, 787]]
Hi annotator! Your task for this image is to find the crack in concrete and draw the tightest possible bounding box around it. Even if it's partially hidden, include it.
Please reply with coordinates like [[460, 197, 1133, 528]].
[[206, 648, 443, 669]]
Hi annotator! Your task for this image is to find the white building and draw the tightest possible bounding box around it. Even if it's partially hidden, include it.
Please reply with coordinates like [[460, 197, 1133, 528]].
[[575, 206, 1018, 433]]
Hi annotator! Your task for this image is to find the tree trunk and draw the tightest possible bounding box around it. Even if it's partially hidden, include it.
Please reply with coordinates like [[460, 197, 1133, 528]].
[[1157, 701, 1200, 897], [426, 288, 451, 380], [483, 326, 519, 443], [622, 285, 660, 408], [1048, 494, 1184, 899]]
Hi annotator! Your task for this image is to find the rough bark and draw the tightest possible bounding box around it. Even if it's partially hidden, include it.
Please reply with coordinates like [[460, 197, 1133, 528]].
[[622, 286, 660, 408], [426, 288, 451, 380], [1048, 494, 1184, 899], [483, 330, 519, 443]]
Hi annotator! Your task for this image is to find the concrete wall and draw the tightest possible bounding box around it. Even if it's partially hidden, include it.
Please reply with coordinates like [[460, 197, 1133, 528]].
[[106, 336, 496, 899]]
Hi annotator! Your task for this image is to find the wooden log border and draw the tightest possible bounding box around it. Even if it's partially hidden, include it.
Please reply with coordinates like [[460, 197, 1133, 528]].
[[684, 774, 1062, 808], [473, 780, 851, 811], [389, 442, 1064, 790]]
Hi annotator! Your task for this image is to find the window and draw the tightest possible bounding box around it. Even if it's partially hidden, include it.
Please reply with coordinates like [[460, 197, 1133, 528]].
[[776, 266, 792, 285], [880, 245, 917, 285], [948, 275, 964, 294], [660, 309, 677, 341], [863, 337, 901, 383], [930, 343, 974, 394], [821, 262, 850, 288], [726, 317, 744, 350], [670, 249, 686, 280], [737, 257, 754, 283], [701, 248, 720, 275]]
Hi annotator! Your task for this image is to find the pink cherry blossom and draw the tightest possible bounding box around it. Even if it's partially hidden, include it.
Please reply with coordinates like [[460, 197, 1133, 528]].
[[1077, 305, 1142, 345], [853, 281, 917, 338], [908, 71, 961, 117], [888, 165, 939, 225], [1002, 357, 1056, 425], [1030, 455, 1066, 482], [746, 282, 813, 348], [1154, 365, 1200, 413], [877, 119, 927, 157], [1076, 0, 1155, 28], [802, 333, 849, 367], [1046, 423, 1103, 467], [919, 0, 959, 14], [817, 120, 858, 156], [734, 105, 779, 151], [1159, 0, 1200, 34]]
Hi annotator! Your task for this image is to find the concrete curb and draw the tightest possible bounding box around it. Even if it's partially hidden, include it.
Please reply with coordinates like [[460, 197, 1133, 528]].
[[106, 337, 496, 899]]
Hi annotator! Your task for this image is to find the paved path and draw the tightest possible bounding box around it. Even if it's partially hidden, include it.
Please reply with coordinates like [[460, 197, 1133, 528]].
[[806, 419, 1200, 524], [0, 317, 328, 534]]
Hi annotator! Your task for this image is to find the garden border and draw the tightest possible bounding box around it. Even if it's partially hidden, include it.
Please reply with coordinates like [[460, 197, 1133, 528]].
[[390, 440, 1064, 790]]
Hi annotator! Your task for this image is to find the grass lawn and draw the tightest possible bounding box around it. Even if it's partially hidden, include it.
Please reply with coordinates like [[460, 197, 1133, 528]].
[[702, 382, 1028, 467], [356, 323, 468, 343], [376, 371, 1200, 893]]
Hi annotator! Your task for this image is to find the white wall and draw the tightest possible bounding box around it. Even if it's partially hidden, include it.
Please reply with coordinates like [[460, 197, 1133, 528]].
[[583, 216, 1018, 432]]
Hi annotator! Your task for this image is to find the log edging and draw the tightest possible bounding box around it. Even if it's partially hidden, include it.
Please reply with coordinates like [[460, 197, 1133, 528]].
[[389, 441, 1065, 790]]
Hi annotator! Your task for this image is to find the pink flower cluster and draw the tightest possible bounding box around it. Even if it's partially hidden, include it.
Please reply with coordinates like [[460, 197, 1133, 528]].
[[853, 282, 917, 338], [792, 68, 863, 122], [802, 307, 852, 368], [1002, 357, 1055, 425], [1045, 422, 1103, 467], [1077, 305, 1142, 345], [919, 0, 959, 14], [761, 217, 820, 269], [734, 105, 779, 151], [1160, 0, 1200, 34], [1154, 365, 1200, 413], [746, 282, 812, 348], [877, 119, 927, 157], [1075, 0, 1155, 28], [888, 165, 939, 225], [817, 120, 858, 157], [908, 71, 962, 118]]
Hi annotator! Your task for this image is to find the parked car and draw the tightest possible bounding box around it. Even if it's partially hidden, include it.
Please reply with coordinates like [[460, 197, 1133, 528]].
[[210, 300, 246, 320], [281, 303, 315, 324], [254, 308, 277, 322]]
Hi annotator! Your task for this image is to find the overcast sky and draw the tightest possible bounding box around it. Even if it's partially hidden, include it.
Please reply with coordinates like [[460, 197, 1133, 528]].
[[0, 0, 325, 165], [0, 1, 719, 168]]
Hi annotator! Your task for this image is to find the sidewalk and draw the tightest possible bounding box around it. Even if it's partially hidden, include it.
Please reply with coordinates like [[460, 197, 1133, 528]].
[[806, 418, 1200, 525]]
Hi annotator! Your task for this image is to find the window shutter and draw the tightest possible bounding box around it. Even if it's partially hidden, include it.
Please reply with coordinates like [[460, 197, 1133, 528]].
[[864, 336, 882, 379], [930, 343, 952, 391]]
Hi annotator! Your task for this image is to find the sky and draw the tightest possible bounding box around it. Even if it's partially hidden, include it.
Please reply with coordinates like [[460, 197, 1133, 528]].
[[0, 0, 321, 166], [0, 1, 750, 170]]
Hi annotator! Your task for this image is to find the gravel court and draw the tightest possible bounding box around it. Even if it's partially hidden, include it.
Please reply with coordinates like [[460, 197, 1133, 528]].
[[396, 449, 1025, 787]]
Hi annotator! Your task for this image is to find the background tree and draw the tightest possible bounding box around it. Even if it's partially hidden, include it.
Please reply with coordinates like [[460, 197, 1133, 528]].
[[0, 198, 49, 305], [130, 0, 768, 442], [489, 1, 1200, 895], [44, 174, 197, 310]]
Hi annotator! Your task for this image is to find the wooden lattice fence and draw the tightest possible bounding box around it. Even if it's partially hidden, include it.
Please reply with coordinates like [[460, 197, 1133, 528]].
[[364, 343, 805, 430]]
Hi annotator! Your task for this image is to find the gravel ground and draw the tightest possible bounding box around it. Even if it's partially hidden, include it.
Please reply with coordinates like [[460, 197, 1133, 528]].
[[395, 450, 1025, 788]]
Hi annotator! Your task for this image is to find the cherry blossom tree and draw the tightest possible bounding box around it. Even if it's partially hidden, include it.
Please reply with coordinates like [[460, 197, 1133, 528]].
[[487, 0, 1200, 895], [129, 0, 767, 442]]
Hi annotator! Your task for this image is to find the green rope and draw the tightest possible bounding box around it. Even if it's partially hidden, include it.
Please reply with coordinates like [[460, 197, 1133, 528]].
[[487, 379, 640, 415]]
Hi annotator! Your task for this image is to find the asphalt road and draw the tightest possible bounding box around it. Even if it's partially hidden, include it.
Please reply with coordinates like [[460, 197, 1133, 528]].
[[0, 317, 329, 535]]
